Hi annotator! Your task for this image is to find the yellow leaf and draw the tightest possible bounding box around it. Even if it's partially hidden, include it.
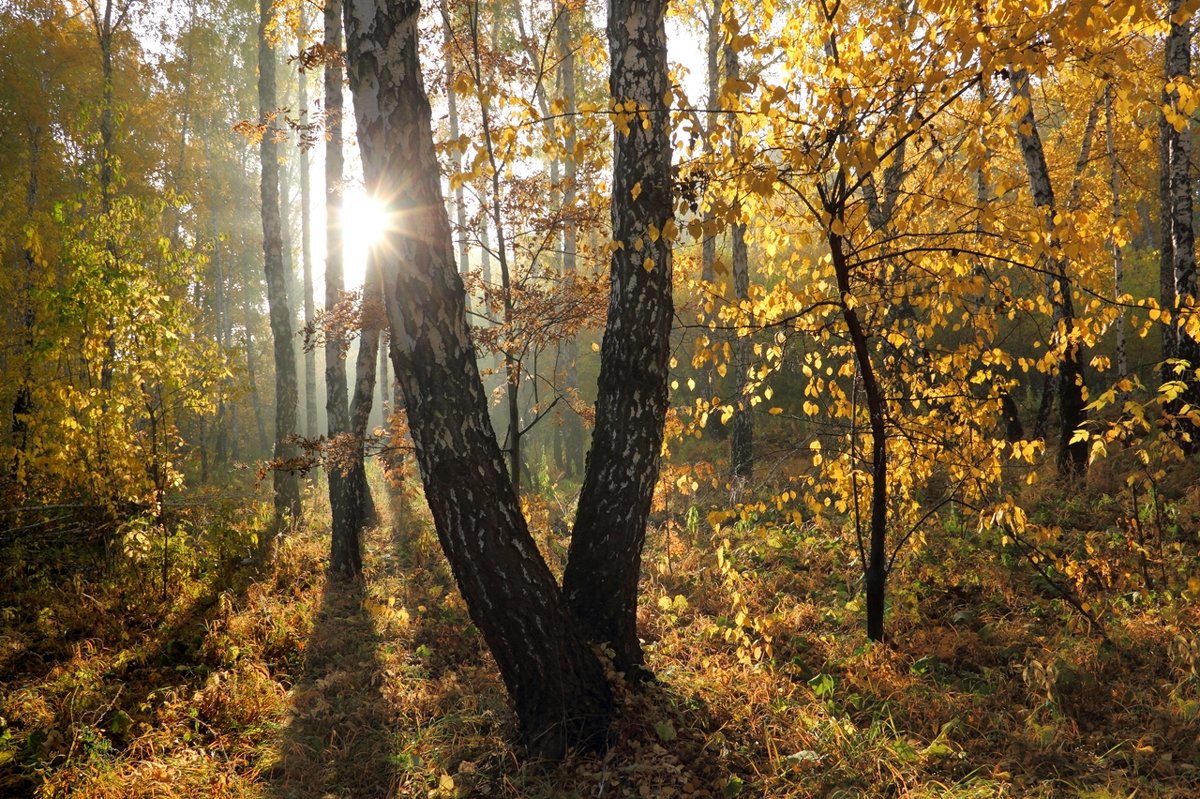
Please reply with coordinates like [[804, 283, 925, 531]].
[[768, 407, 783, 415], [631, 181, 642, 201], [643, 257, 655, 272]]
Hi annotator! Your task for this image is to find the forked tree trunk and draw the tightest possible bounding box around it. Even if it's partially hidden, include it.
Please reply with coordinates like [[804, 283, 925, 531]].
[[259, 0, 302, 524], [343, 0, 612, 759], [562, 0, 675, 677]]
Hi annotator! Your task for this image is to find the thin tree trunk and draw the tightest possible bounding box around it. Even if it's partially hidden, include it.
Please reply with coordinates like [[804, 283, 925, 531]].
[[378, 326, 389, 427], [563, 0, 675, 677], [470, 2, 522, 493], [299, 16, 318, 441], [244, 298, 269, 455], [323, 0, 360, 578], [281, 153, 303, 441], [1105, 83, 1128, 383], [1159, 0, 1200, 445], [723, 8, 752, 481], [208, 131, 231, 469], [555, 2, 585, 477], [349, 254, 381, 530], [342, 0, 612, 758], [86, 0, 125, 397], [11, 125, 41, 480], [259, 0, 301, 525], [1010, 68, 1087, 477], [830, 228, 888, 641], [699, 0, 721, 407], [440, 0, 471, 282]]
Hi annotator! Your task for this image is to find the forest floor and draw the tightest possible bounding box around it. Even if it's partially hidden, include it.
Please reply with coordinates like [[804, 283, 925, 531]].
[[2, 460, 1200, 798]]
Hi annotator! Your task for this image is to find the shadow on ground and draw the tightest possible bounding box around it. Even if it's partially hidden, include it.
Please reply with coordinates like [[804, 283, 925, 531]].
[[267, 575, 396, 799]]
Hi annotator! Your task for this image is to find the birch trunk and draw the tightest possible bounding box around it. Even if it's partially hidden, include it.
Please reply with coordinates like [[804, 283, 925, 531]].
[[259, 0, 301, 524], [342, 0, 612, 758], [563, 0, 675, 677], [322, 0, 361, 577]]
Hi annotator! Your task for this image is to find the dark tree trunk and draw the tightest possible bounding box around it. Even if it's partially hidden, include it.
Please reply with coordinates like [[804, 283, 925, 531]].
[[1010, 68, 1087, 477], [343, 0, 612, 759], [1104, 84, 1128, 383], [1160, 0, 1200, 447], [562, 0, 675, 677], [829, 228, 888, 642], [259, 0, 302, 525], [1000, 392, 1025, 443], [349, 253, 381, 530], [10, 126, 41, 481], [322, 0, 360, 579]]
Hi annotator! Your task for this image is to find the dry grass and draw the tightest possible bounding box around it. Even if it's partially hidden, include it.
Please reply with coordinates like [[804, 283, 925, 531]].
[[2, 460, 1200, 798]]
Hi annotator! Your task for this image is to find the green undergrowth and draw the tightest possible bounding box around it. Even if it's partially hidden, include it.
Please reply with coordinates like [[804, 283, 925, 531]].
[[1, 459, 1199, 798]]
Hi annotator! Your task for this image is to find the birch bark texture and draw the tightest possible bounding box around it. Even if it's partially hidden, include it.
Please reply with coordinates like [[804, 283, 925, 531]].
[[341, 0, 612, 759], [562, 0, 675, 677]]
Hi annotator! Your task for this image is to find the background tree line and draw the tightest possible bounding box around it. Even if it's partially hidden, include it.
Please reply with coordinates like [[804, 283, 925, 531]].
[[2, 0, 1200, 779]]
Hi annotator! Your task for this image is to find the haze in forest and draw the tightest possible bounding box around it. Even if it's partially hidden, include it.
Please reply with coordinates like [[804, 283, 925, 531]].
[[2, 1, 1200, 797]]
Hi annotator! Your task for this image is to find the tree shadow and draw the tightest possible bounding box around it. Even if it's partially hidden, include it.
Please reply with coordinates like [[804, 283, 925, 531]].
[[266, 575, 395, 799]]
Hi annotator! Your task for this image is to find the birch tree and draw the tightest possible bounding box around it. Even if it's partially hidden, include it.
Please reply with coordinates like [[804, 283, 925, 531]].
[[341, 0, 613, 759]]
